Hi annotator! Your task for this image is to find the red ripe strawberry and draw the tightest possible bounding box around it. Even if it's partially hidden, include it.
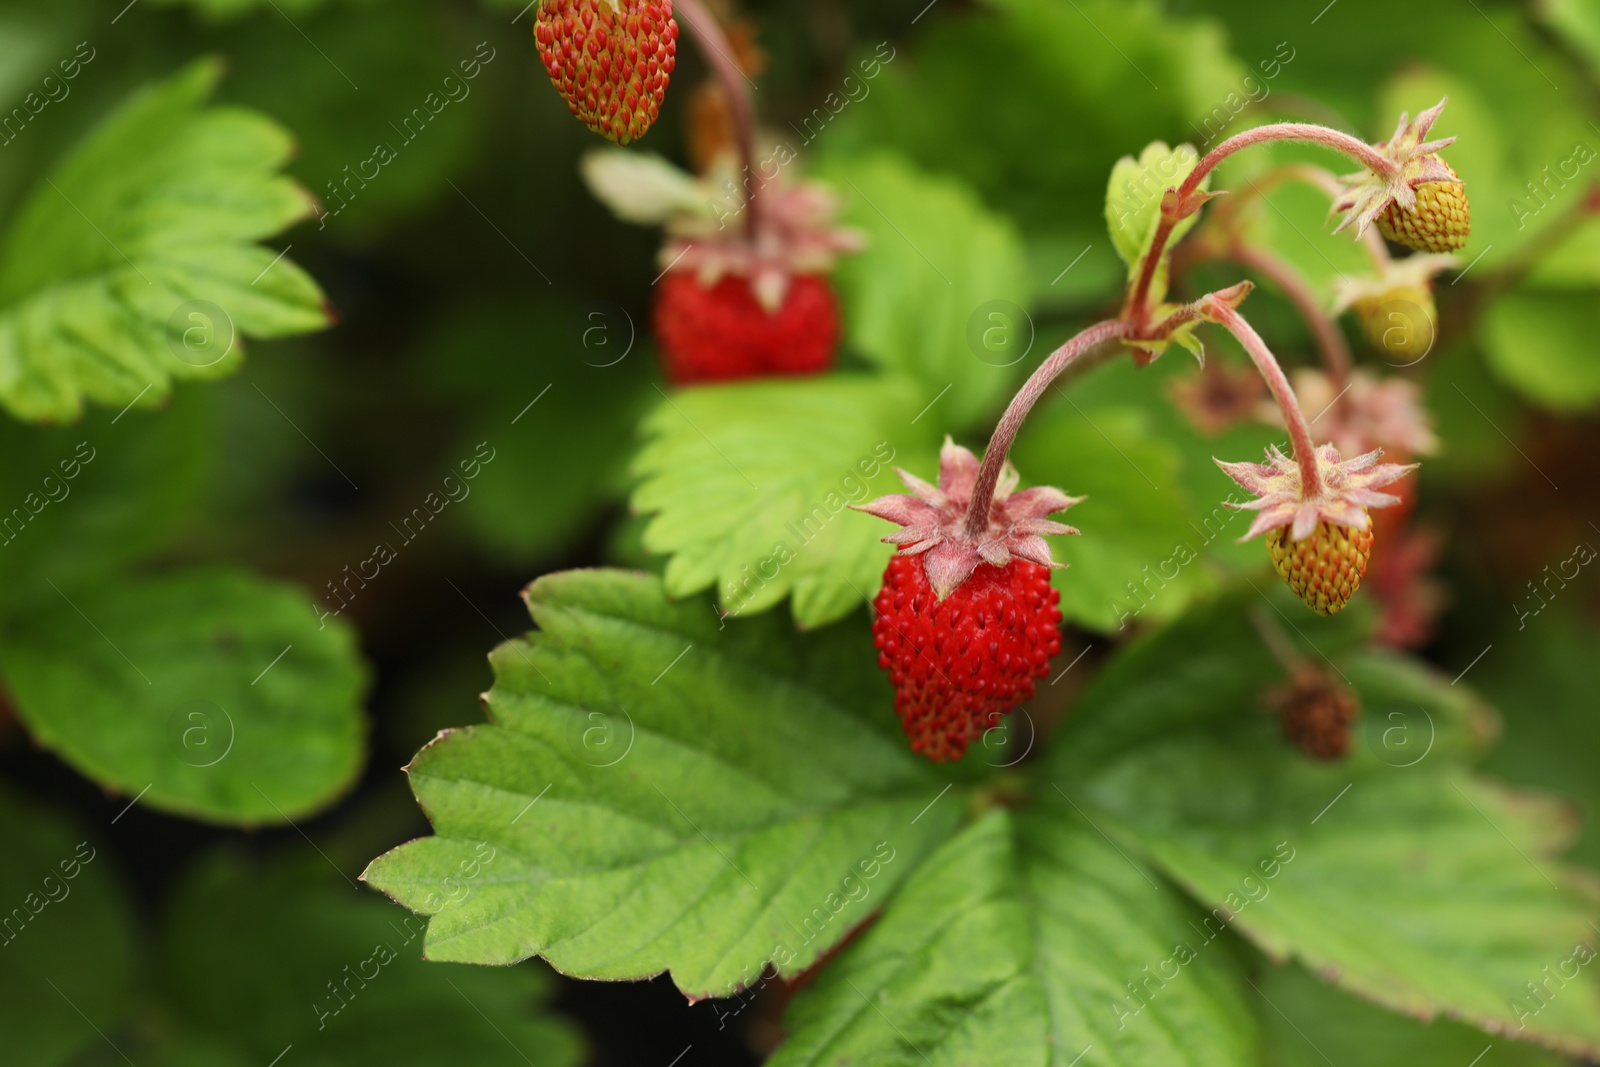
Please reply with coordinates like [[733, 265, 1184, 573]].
[[534, 0, 678, 146], [873, 554, 1061, 762], [653, 272, 839, 385], [857, 440, 1080, 762]]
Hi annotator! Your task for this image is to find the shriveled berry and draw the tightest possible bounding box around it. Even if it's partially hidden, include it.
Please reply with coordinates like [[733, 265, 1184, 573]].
[[1271, 667, 1359, 760], [1266, 518, 1374, 617], [535, 0, 678, 145], [871, 555, 1061, 763], [653, 272, 839, 385]]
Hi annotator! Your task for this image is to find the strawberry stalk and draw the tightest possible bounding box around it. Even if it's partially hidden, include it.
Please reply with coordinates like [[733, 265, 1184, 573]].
[[1218, 243, 1352, 386], [961, 318, 1136, 540], [1208, 302, 1323, 498], [673, 0, 760, 239], [1125, 123, 1400, 329]]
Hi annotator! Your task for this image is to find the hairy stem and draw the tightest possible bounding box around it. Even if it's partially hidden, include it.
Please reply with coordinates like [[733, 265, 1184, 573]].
[[1126, 123, 1395, 327], [1225, 244, 1352, 384], [673, 0, 760, 239], [963, 319, 1136, 539], [1183, 123, 1395, 199], [1211, 304, 1322, 497]]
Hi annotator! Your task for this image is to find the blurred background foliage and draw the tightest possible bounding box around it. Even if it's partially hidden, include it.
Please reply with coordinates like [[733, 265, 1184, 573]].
[[0, 0, 1595, 1063]]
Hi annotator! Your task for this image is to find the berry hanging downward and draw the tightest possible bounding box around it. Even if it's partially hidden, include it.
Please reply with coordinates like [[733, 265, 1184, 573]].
[[582, 150, 863, 384], [535, 0, 678, 145], [653, 271, 839, 384], [1217, 444, 1416, 616], [1332, 98, 1470, 252], [856, 440, 1076, 762]]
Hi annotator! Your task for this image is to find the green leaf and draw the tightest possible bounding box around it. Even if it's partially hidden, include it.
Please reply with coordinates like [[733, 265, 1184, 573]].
[[819, 152, 1032, 429], [0, 789, 134, 1067], [1254, 962, 1569, 1067], [1480, 610, 1600, 871], [364, 569, 962, 998], [1527, 216, 1600, 289], [1105, 141, 1196, 269], [1084, 726, 1600, 1058], [631, 374, 940, 627], [0, 389, 212, 607], [0, 566, 367, 825], [0, 58, 328, 422], [1046, 589, 1373, 780], [1539, 0, 1600, 78], [1105, 141, 1207, 306], [158, 849, 583, 1067], [815, 0, 1243, 247], [1010, 395, 1220, 631], [772, 809, 1260, 1067], [1482, 290, 1600, 411]]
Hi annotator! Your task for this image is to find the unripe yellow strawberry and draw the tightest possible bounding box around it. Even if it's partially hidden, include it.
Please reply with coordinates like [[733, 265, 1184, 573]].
[[1377, 158, 1470, 253], [1267, 519, 1375, 616], [1353, 282, 1437, 363]]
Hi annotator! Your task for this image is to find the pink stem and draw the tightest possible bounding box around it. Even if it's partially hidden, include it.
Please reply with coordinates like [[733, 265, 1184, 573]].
[[1181, 123, 1395, 200], [963, 319, 1136, 539], [1211, 304, 1322, 497], [1228, 244, 1352, 384], [1126, 123, 1396, 328], [672, 0, 760, 240]]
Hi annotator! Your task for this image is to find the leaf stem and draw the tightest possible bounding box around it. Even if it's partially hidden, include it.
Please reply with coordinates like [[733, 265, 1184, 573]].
[[963, 319, 1135, 540], [1210, 303, 1322, 497], [672, 0, 760, 241]]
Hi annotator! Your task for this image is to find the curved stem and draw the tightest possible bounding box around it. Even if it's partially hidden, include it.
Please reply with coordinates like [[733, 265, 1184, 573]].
[[1125, 123, 1395, 329], [672, 0, 760, 239], [1210, 304, 1322, 497], [1181, 123, 1395, 199], [1225, 243, 1352, 384], [962, 319, 1135, 539]]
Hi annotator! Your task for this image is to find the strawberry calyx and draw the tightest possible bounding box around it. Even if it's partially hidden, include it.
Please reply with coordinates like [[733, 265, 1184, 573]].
[[1331, 98, 1466, 245], [1215, 443, 1417, 544], [855, 438, 1082, 600]]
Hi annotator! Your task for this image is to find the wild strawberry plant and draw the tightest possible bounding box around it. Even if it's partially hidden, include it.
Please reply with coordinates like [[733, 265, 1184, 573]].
[[363, 5, 1600, 1064], [1, 2, 1596, 1065]]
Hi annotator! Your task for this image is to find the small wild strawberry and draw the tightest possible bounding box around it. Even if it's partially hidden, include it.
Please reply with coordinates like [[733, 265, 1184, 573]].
[[1332, 253, 1457, 365], [653, 271, 839, 384], [1333, 98, 1470, 252], [581, 150, 864, 384], [1266, 520, 1374, 617], [1377, 159, 1470, 253], [535, 0, 678, 146], [1217, 444, 1417, 616], [856, 439, 1075, 762]]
